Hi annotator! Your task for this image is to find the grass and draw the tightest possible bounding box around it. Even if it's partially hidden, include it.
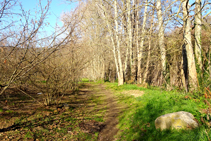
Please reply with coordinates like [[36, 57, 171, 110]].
[[3, 80, 209, 140], [80, 78, 105, 84], [81, 78, 90, 82], [24, 131, 33, 139], [0, 108, 3, 113], [106, 82, 211, 141]]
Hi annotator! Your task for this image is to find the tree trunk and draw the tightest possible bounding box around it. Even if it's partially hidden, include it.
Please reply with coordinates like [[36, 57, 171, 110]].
[[137, 0, 148, 84], [96, 1, 124, 85], [127, 0, 132, 80], [209, 48, 211, 78], [195, 0, 202, 70], [130, 0, 136, 82], [156, 0, 166, 83], [182, 0, 198, 90], [144, 9, 154, 83], [114, 0, 124, 85], [182, 43, 189, 92], [135, 0, 139, 82], [124, 46, 129, 81]]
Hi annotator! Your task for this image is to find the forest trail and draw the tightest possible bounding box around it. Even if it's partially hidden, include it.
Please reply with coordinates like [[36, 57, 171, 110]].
[[2, 82, 207, 140], [96, 84, 123, 141]]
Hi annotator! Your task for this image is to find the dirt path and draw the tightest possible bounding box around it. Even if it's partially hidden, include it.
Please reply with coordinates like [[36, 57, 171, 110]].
[[97, 84, 122, 141]]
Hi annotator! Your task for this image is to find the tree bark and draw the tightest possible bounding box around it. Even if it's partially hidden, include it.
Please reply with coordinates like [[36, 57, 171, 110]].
[[182, 43, 189, 92], [114, 0, 124, 85], [96, 1, 124, 85], [195, 0, 202, 70], [130, 0, 136, 82], [144, 9, 154, 83], [137, 0, 148, 84], [156, 0, 166, 82], [127, 0, 132, 80], [182, 0, 198, 90], [135, 0, 139, 82]]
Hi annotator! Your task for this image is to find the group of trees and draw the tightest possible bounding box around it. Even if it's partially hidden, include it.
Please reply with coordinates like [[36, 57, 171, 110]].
[[79, 0, 211, 92], [0, 0, 211, 106]]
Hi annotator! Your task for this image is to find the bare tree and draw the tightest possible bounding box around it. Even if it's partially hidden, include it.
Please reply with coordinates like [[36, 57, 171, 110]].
[[0, 0, 88, 107]]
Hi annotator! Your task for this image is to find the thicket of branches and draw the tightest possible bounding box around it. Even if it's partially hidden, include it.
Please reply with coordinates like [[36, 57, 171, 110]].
[[0, 0, 91, 106]]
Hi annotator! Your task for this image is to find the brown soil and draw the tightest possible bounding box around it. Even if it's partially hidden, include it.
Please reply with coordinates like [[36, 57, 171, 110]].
[[122, 90, 144, 97], [97, 85, 123, 141], [0, 83, 122, 141]]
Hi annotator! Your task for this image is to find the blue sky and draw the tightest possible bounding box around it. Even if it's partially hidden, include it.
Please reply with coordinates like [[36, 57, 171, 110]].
[[18, 0, 78, 35]]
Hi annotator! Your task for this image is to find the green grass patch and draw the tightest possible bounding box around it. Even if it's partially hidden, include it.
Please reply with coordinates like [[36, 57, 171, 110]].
[[93, 115, 104, 122], [24, 131, 33, 139], [106, 82, 148, 91], [5, 110, 16, 114], [81, 78, 90, 82], [76, 132, 95, 141], [106, 83, 210, 141]]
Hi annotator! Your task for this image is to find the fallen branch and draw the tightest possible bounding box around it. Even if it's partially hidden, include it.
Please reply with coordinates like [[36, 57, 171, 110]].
[[204, 99, 211, 107], [17, 88, 44, 106]]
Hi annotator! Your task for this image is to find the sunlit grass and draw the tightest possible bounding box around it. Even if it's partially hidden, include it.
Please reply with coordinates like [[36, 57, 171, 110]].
[[81, 78, 90, 82], [106, 83, 211, 141]]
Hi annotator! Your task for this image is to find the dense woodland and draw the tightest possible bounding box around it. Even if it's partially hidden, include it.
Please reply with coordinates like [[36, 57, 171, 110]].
[[0, 0, 211, 105]]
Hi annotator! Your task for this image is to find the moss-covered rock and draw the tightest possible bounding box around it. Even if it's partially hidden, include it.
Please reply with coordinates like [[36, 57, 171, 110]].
[[155, 111, 198, 130]]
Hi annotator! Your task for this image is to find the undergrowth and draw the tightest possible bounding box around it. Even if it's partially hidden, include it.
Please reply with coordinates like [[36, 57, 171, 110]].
[[0, 83, 104, 141], [106, 83, 211, 141]]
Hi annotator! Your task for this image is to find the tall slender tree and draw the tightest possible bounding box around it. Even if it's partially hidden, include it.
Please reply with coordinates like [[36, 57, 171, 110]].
[[137, 0, 148, 84], [127, 0, 132, 79], [144, 7, 155, 83], [114, 0, 124, 85], [195, 0, 202, 70], [156, 0, 166, 82]]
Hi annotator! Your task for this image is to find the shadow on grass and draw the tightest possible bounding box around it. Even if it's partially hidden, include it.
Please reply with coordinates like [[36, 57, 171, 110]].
[[0, 113, 57, 132]]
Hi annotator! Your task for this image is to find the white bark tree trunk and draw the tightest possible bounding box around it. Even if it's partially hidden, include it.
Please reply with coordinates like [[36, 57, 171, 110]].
[[144, 9, 154, 83], [114, 0, 124, 85], [156, 0, 166, 82], [183, 0, 198, 90], [137, 0, 148, 84], [195, 0, 202, 70], [121, 4, 129, 80], [96, 1, 124, 85]]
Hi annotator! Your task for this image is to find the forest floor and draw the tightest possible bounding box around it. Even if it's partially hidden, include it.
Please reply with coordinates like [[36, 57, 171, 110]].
[[1, 82, 211, 141], [0, 83, 128, 141]]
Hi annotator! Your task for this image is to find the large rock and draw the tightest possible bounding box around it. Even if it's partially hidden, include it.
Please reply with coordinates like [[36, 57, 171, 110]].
[[155, 111, 198, 130]]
